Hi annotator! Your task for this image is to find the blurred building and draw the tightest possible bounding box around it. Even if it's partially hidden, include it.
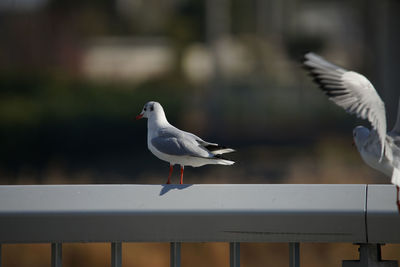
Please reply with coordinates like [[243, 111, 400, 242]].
[[83, 37, 174, 83]]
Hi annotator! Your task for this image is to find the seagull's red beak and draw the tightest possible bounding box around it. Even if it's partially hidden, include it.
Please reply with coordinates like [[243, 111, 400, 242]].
[[136, 114, 144, 120], [352, 140, 355, 147]]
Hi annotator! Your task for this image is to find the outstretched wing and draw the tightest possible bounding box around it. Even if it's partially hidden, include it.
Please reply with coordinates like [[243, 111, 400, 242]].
[[390, 97, 400, 136], [303, 52, 387, 158]]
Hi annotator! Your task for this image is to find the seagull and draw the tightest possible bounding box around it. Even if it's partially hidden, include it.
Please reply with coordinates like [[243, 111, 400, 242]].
[[303, 52, 400, 212], [136, 101, 235, 184]]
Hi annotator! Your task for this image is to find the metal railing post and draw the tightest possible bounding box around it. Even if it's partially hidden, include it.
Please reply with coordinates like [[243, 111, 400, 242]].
[[289, 242, 300, 267], [111, 242, 122, 267], [230, 242, 240, 267], [51, 243, 62, 267], [170, 242, 181, 267]]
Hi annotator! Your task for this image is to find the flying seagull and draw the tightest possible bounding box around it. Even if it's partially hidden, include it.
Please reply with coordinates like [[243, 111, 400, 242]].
[[136, 101, 235, 184], [303, 52, 400, 212]]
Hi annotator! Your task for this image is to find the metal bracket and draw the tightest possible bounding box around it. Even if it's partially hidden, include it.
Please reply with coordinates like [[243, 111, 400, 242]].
[[343, 244, 398, 267]]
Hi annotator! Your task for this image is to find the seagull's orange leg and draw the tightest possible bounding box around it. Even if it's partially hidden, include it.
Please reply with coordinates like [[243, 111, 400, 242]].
[[180, 166, 184, 184], [166, 165, 173, 184]]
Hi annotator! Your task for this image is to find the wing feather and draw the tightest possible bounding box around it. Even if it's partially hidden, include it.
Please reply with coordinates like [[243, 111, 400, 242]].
[[304, 52, 387, 158], [151, 135, 211, 158], [153, 126, 235, 158], [390, 97, 400, 135], [151, 128, 210, 158]]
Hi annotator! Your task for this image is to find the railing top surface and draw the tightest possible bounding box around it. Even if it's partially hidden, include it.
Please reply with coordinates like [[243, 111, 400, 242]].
[[0, 184, 366, 213], [0, 184, 398, 244]]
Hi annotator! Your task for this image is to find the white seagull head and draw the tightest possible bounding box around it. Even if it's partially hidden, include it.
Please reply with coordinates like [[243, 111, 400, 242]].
[[136, 101, 165, 121]]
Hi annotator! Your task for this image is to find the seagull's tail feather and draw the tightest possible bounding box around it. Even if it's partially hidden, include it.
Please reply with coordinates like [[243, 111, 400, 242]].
[[391, 168, 400, 187], [204, 144, 235, 155], [214, 159, 235, 165], [212, 154, 235, 165], [212, 148, 235, 155]]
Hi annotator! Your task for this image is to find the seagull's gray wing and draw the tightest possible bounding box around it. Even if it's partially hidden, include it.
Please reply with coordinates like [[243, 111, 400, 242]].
[[304, 52, 387, 158], [151, 128, 211, 158]]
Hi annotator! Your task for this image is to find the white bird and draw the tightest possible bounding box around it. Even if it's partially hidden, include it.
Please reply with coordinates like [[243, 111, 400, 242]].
[[136, 101, 235, 184], [303, 52, 400, 211]]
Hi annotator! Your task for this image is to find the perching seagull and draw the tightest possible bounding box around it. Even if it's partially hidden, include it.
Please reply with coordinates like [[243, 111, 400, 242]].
[[136, 101, 235, 184], [303, 52, 400, 212]]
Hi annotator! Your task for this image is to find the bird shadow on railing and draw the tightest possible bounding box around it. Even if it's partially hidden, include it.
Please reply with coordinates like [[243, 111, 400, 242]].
[[159, 184, 193, 196]]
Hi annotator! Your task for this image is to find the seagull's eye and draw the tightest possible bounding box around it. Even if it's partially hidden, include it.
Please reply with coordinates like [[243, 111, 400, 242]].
[[144, 108, 147, 111], [150, 106, 154, 111]]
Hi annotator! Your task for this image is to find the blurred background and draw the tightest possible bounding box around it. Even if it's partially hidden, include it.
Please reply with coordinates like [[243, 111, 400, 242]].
[[1, 0, 400, 266]]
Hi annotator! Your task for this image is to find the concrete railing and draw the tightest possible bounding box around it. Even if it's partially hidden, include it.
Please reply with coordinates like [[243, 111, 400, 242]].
[[0, 184, 399, 267]]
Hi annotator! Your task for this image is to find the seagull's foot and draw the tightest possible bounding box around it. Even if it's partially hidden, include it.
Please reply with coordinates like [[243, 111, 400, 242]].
[[397, 200, 400, 214]]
